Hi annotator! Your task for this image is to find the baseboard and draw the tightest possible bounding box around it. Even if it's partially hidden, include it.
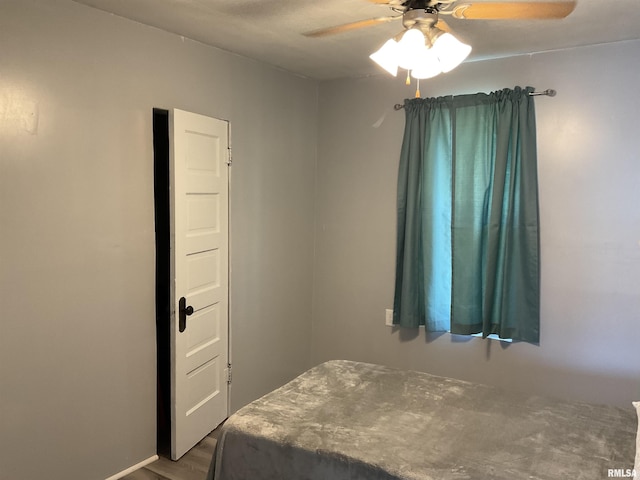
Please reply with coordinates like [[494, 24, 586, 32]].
[[105, 455, 159, 480]]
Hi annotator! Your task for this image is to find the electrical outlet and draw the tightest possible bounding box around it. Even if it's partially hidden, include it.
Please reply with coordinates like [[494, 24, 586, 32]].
[[385, 309, 394, 327]]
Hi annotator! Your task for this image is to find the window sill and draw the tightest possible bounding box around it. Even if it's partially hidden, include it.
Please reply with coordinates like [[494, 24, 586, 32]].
[[469, 332, 512, 343]]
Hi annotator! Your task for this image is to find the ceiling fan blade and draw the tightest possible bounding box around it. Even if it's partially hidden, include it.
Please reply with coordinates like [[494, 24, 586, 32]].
[[435, 19, 454, 33], [452, 1, 576, 20], [303, 16, 400, 38]]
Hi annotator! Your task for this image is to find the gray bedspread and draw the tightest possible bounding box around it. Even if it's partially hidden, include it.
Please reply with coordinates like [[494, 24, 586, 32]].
[[208, 360, 636, 480]]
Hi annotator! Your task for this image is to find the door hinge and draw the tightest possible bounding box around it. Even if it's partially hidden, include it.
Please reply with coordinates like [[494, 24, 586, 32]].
[[227, 363, 232, 385], [226, 148, 232, 166]]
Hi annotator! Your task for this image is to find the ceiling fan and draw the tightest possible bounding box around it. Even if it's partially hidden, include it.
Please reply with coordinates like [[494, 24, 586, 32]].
[[303, 1, 576, 84], [303, 1, 577, 39]]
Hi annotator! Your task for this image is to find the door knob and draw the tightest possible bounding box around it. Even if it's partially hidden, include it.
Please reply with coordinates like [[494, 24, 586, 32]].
[[179, 297, 194, 333]]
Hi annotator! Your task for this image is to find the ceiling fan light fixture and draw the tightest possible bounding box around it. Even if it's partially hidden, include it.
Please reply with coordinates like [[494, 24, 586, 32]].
[[369, 10, 473, 82], [369, 38, 400, 76]]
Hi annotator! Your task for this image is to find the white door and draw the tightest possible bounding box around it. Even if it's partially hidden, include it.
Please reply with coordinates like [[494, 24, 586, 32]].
[[170, 109, 229, 460]]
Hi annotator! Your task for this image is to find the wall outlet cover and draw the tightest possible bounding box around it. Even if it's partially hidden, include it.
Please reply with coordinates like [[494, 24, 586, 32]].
[[385, 309, 394, 327]]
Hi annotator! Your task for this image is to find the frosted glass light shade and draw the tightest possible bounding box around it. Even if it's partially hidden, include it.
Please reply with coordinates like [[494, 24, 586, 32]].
[[411, 46, 442, 79], [369, 39, 400, 76], [432, 32, 471, 73], [370, 27, 471, 78], [396, 28, 426, 71]]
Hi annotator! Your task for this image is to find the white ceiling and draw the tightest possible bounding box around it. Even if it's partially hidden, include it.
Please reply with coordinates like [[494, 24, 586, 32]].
[[72, 0, 640, 80]]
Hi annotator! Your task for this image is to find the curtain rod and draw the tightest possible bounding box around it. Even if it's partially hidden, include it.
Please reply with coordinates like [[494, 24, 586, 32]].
[[393, 89, 556, 110]]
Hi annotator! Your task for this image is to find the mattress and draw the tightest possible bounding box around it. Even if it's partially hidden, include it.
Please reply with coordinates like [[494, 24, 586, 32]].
[[208, 360, 636, 480]]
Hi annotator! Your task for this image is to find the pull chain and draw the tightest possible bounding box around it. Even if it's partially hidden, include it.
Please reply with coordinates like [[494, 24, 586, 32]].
[[405, 70, 411, 86], [415, 78, 421, 98]]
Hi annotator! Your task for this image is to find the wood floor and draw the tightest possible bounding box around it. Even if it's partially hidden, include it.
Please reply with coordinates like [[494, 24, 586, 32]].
[[121, 428, 221, 480]]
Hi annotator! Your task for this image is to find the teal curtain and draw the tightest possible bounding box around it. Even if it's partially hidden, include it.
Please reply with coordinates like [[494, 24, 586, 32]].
[[393, 87, 540, 343]]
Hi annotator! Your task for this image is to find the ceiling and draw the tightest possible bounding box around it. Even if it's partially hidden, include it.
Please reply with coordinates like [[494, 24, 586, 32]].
[[72, 0, 640, 80]]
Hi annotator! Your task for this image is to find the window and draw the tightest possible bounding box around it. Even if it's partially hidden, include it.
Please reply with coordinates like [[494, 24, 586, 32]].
[[393, 87, 540, 344]]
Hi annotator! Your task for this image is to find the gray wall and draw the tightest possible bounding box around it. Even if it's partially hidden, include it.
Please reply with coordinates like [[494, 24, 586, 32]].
[[313, 40, 640, 408], [0, 1, 316, 479]]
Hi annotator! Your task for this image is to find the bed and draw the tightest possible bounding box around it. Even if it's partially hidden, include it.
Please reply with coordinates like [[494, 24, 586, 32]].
[[207, 360, 637, 480]]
